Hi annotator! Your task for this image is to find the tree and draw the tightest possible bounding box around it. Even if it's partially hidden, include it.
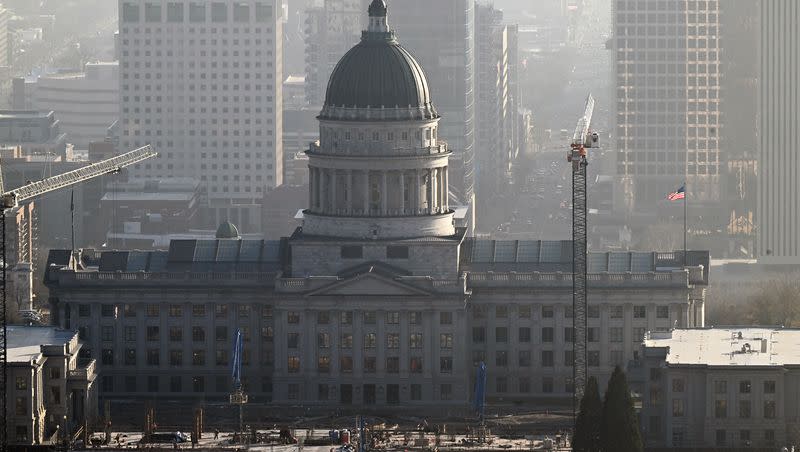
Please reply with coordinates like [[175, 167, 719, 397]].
[[573, 376, 602, 452], [601, 367, 642, 452]]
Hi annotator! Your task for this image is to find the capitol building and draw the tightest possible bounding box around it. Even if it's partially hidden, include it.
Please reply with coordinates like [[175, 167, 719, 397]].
[[45, 0, 709, 409]]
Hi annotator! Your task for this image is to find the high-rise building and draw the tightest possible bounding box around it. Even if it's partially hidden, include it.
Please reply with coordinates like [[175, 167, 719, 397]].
[[303, 0, 368, 106], [475, 3, 520, 206], [390, 0, 476, 230], [0, 5, 10, 68], [614, 0, 721, 211], [117, 0, 283, 232], [758, 0, 800, 265]]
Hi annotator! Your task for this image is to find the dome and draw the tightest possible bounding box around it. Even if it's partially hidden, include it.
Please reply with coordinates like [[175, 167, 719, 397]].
[[215, 221, 240, 239], [320, 1, 438, 121]]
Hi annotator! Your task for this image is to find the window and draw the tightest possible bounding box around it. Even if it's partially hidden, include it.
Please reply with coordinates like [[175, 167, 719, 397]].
[[16, 426, 28, 442], [169, 327, 182, 342], [167, 2, 183, 22], [519, 377, 531, 393], [765, 430, 775, 445], [542, 377, 554, 393], [192, 327, 205, 342], [440, 312, 452, 325], [496, 305, 508, 318], [387, 246, 409, 259], [125, 326, 136, 342], [764, 401, 776, 419], [125, 348, 137, 365], [672, 379, 685, 393], [386, 357, 400, 373], [341, 246, 363, 259], [317, 311, 330, 324], [146, 326, 160, 342], [739, 430, 750, 444], [318, 384, 329, 400], [169, 350, 183, 366], [565, 305, 574, 318], [542, 305, 554, 318], [634, 305, 646, 318], [288, 357, 300, 373], [192, 376, 204, 393], [588, 327, 600, 342], [15, 377, 27, 390], [340, 311, 353, 325], [215, 305, 228, 318], [715, 399, 727, 418], [261, 306, 272, 319], [519, 305, 531, 318], [170, 376, 181, 392], [386, 333, 399, 349], [340, 356, 353, 372], [363, 333, 376, 349], [610, 305, 623, 318], [542, 327, 554, 342], [715, 429, 726, 447], [102, 376, 114, 392], [672, 399, 684, 417], [409, 312, 421, 324], [169, 305, 183, 317], [387, 384, 400, 404], [318, 333, 330, 348], [216, 326, 228, 342], [495, 327, 508, 343], [79, 304, 91, 317], [124, 304, 136, 317], [588, 305, 599, 318], [519, 350, 531, 367], [565, 327, 574, 342], [363, 311, 376, 324], [410, 384, 422, 400], [144, 2, 161, 21], [215, 350, 228, 366], [473, 351, 486, 366], [519, 327, 531, 342], [610, 327, 623, 342], [192, 350, 205, 366], [211, 2, 227, 22], [410, 357, 423, 373], [238, 305, 250, 318], [610, 350, 624, 366], [739, 400, 751, 418], [633, 327, 646, 342], [261, 327, 273, 341], [101, 304, 116, 317], [102, 349, 114, 365], [440, 333, 453, 349], [122, 2, 140, 22], [565, 350, 574, 367], [341, 333, 353, 349], [496, 377, 508, 393], [472, 327, 486, 343], [287, 312, 300, 324], [764, 380, 776, 394], [15, 397, 27, 415], [740, 380, 751, 393], [440, 357, 453, 373], [147, 349, 159, 366], [588, 351, 600, 367], [233, 2, 249, 21], [317, 356, 330, 373], [541, 351, 554, 367], [657, 306, 669, 318], [364, 357, 376, 373], [287, 333, 299, 349], [496, 351, 508, 367], [288, 383, 299, 400], [102, 326, 114, 342], [714, 380, 727, 394], [147, 304, 160, 317], [386, 312, 399, 324]]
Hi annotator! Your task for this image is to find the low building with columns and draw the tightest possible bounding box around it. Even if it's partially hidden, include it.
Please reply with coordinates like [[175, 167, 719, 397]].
[[43, 0, 709, 411]]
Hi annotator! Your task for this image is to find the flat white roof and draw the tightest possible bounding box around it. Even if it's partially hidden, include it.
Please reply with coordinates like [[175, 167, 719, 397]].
[[7, 326, 75, 364], [645, 328, 800, 367]]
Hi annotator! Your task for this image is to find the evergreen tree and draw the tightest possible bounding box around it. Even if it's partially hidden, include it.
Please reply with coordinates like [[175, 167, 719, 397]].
[[573, 376, 602, 452], [600, 367, 643, 452]]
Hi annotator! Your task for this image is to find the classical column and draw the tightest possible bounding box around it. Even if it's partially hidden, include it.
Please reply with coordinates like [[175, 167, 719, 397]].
[[331, 169, 338, 214], [381, 171, 388, 215], [415, 170, 422, 214], [398, 171, 406, 215], [363, 170, 370, 215], [308, 167, 315, 210], [318, 169, 325, 213], [443, 166, 449, 210], [347, 170, 353, 215], [429, 169, 437, 214]]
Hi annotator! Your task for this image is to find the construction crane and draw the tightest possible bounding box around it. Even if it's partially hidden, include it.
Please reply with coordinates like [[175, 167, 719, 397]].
[[0, 145, 157, 449], [566, 95, 597, 421]]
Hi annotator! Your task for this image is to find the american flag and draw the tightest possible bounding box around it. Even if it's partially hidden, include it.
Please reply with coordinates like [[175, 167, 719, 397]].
[[667, 185, 685, 201]]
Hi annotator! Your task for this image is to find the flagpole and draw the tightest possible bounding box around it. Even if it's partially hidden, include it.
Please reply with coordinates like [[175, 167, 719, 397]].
[[683, 182, 687, 266]]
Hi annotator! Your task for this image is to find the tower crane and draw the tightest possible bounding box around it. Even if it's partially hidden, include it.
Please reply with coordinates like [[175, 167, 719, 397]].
[[566, 95, 597, 421], [0, 145, 157, 449]]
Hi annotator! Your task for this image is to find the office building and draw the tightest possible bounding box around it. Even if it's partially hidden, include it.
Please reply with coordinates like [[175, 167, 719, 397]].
[[757, 0, 800, 265], [5, 326, 98, 446], [638, 328, 793, 448], [475, 3, 520, 204], [118, 0, 283, 232], [45, 1, 709, 412], [614, 0, 721, 211], [390, 0, 476, 230]]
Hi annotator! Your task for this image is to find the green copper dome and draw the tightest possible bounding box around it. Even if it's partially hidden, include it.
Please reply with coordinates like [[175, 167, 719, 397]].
[[215, 221, 240, 239]]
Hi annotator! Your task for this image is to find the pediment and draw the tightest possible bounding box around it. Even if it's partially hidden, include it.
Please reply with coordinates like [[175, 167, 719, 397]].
[[308, 272, 431, 297]]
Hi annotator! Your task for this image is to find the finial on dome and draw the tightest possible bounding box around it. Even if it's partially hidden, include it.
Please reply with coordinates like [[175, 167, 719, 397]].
[[368, 0, 388, 17], [367, 0, 389, 33]]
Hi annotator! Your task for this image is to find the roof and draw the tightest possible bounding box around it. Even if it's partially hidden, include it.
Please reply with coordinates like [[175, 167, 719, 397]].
[[7, 326, 75, 363], [215, 221, 240, 239], [644, 328, 800, 367], [320, 2, 437, 120]]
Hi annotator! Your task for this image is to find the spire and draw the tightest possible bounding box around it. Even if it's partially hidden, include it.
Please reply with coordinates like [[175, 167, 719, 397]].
[[367, 0, 389, 33]]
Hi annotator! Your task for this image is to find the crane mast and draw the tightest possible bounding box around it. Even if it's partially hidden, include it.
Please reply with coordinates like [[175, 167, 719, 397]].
[[567, 95, 596, 418], [0, 145, 157, 449]]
